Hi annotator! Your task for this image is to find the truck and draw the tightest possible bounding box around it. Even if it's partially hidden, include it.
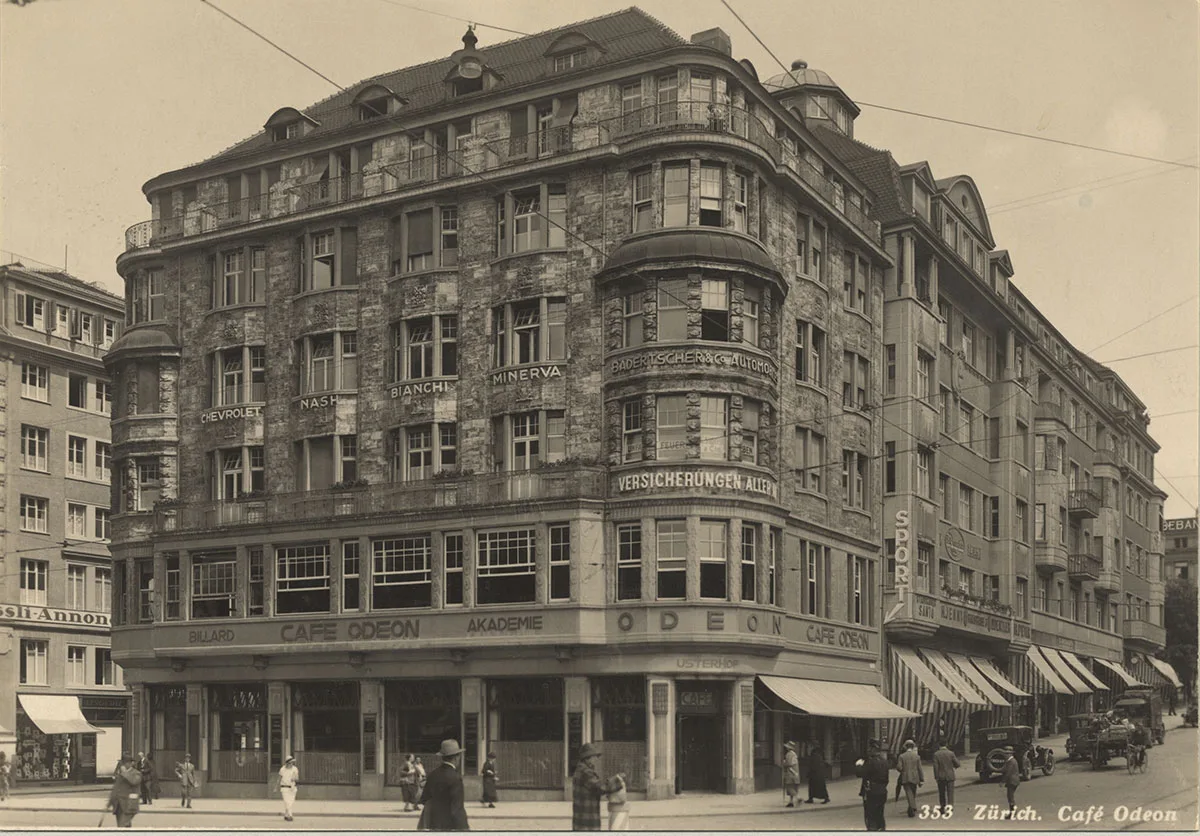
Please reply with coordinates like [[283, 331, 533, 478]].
[[1113, 687, 1164, 745]]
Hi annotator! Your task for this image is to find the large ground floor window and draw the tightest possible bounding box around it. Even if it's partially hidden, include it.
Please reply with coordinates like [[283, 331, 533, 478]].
[[209, 685, 268, 783], [489, 678, 563, 789], [594, 676, 647, 792], [385, 680, 459, 786]]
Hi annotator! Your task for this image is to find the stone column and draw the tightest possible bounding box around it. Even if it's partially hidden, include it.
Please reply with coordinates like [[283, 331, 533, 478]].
[[535, 522, 550, 605], [357, 536, 371, 613], [642, 518, 656, 601], [186, 684, 205, 776], [330, 541, 344, 614], [461, 678, 485, 800], [261, 543, 274, 618], [563, 676, 591, 798], [462, 529, 476, 608], [431, 532, 445, 609], [233, 545, 247, 619], [728, 517, 743, 603], [646, 677, 674, 800], [360, 680, 383, 799], [730, 678, 755, 794]]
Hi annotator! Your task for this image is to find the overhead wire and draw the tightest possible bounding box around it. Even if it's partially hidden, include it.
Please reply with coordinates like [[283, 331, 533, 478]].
[[1088, 296, 1200, 355]]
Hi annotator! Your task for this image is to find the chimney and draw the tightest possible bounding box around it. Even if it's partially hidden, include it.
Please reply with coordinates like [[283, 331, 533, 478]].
[[690, 27, 732, 56]]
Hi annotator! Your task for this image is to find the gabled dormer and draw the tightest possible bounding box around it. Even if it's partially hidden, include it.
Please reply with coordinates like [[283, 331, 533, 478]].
[[543, 31, 605, 74], [901, 162, 937, 225], [352, 84, 408, 121], [265, 107, 319, 142], [445, 26, 503, 98]]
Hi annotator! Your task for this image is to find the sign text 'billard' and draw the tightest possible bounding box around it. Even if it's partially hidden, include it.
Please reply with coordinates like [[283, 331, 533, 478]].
[[617, 469, 776, 498]]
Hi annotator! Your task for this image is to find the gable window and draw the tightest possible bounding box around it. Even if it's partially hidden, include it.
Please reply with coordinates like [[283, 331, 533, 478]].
[[299, 228, 357, 291], [492, 297, 568, 366], [632, 170, 653, 231], [698, 164, 723, 227], [795, 320, 826, 386], [394, 314, 458, 381], [496, 184, 566, 255]]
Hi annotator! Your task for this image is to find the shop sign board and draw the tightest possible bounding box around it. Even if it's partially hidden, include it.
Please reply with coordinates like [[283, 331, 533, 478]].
[[491, 364, 563, 385], [936, 600, 1012, 638], [615, 467, 777, 499], [885, 510, 911, 623], [0, 604, 110, 629], [1164, 518, 1197, 532], [608, 347, 779, 383], [200, 405, 262, 424], [611, 606, 874, 656], [390, 379, 454, 399]]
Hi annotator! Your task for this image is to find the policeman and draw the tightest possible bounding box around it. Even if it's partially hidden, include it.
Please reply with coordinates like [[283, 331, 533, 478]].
[[855, 738, 891, 831]]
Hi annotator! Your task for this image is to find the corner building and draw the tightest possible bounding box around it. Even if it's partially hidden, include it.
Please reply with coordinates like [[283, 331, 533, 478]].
[[1, 263, 128, 783], [109, 11, 909, 800]]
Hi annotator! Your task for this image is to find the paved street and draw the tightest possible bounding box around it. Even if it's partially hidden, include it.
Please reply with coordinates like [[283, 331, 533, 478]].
[[3, 725, 1194, 831]]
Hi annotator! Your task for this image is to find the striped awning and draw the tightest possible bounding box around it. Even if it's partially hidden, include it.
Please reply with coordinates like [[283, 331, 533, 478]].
[[1041, 647, 1092, 694], [1060, 651, 1109, 691], [1025, 646, 1072, 695], [1145, 655, 1183, 689], [920, 648, 990, 709], [971, 656, 1031, 698], [945, 652, 1010, 706], [758, 676, 918, 719], [1094, 658, 1143, 687], [891, 645, 959, 714]]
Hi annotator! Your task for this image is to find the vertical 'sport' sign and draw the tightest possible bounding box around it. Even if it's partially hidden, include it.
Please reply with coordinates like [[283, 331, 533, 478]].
[[885, 510, 911, 623]]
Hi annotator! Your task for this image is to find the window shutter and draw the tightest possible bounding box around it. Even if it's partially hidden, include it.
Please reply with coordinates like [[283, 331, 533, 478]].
[[510, 107, 528, 138], [71, 308, 82, 339], [492, 417, 506, 471], [45, 301, 56, 332], [339, 228, 358, 285], [408, 210, 433, 257], [15, 292, 26, 325], [297, 235, 307, 291]]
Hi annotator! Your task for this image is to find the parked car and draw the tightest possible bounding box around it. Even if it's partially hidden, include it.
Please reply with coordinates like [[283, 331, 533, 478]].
[[972, 725, 1056, 782], [1115, 687, 1164, 745], [1065, 713, 1102, 761]]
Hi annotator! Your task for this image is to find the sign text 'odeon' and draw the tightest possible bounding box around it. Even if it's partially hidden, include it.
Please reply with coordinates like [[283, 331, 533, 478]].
[[617, 470, 776, 498], [610, 349, 778, 382]]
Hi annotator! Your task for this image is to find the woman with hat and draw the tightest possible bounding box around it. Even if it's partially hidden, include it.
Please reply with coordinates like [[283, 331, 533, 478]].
[[481, 751, 499, 808], [419, 739, 469, 831], [781, 741, 800, 807], [277, 755, 299, 822], [400, 753, 419, 812], [572, 742, 613, 831], [804, 740, 830, 804]]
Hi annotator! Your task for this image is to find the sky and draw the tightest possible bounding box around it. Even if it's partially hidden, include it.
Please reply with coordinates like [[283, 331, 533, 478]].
[[1, 0, 1196, 516]]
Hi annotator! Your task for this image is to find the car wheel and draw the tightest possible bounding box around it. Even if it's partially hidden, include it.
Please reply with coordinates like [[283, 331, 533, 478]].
[[1042, 753, 1056, 776]]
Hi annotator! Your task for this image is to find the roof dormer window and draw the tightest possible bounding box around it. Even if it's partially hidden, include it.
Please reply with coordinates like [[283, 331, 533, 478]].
[[552, 49, 588, 72], [453, 75, 484, 97], [264, 107, 318, 142], [544, 31, 603, 75], [353, 85, 407, 120], [274, 122, 301, 142]]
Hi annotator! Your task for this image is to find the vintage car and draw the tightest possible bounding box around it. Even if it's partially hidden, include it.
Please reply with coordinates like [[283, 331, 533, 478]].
[[972, 725, 1055, 782], [1114, 688, 1165, 745], [1065, 713, 1102, 761]]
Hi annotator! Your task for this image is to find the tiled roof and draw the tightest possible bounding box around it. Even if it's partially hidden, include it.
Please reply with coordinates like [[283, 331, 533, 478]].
[[1, 263, 123, 304], [810, 124, 911, 224], [204, 7, 685, 166]]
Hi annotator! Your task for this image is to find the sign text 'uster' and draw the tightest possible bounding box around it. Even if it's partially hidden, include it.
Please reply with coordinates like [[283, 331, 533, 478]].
[[616, 469, 777, 498]]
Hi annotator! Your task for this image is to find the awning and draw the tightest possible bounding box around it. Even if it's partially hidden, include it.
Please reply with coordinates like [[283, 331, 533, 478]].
[[1060, 651, 1109, 691], [970, 656, 1031, 698], [946, 652, 1010, 706], [919, 649, 990, 709], [1094, 658, 1143, 687], [892, 645, 960, 713], [1040, 647, 1092, 694], [1145, 655, 1184, 689], [18, 694, 103, 735], [758, 676, 918, 719], [1025, 646, 1072, 695]]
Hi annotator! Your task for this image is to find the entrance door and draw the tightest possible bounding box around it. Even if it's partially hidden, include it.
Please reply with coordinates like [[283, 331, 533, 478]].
[[676, 715, 722, 792]]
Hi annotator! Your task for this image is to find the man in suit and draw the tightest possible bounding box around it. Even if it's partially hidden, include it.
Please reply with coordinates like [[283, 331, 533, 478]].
[[896, 739, 924, 818], [999, 746, 1021, 818], [108, 754, 142, 828], [135, 752, 153, 805], [175, 753, 198, 809], [855, 738, 891, 831], [419, 739, 469, 831], [931, 739, 959, 814]]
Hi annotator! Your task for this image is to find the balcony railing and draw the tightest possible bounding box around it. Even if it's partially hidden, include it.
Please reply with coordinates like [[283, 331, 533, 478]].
[[1068, 553, 1102, 580], [155, 467, 607, 533], [1068, 488, 1101, 518], [1035, 401, 1065, 422], [1122, 618, 1166, 647], [124, 102, 880, 255], [1094, 442, 1119, 465]]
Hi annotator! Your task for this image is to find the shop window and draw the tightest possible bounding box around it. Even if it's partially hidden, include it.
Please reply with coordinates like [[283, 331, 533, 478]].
[[192, 553, 236, 619], [700, 278, 729, 341], [656, 519, 686, 600], [656, 278, 688, 340], [275, 544, 331, 614], [299, 228, 357, 291], [549, 524, 571, 601], [20, 639, 48, 685], [741, 524, 757, 603], [617, 523, 642, 601], [477, 529, 536, 605], [372, 536, 433, 610], [444, 534, 464, 606]]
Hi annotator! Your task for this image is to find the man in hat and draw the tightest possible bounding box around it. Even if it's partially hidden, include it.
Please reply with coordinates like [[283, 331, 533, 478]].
[[895, 739, 923, 818], [277, 754, 300, 822], [932, 739, 959, 815], [175, 753, 198, 809], [855, 738, 890, 831], [572, 742, 612, 831], [108, 754, 143, 828], [999, 745, 1021, 818], [781, 741, 800, 807], [419, 739, 469, 831]]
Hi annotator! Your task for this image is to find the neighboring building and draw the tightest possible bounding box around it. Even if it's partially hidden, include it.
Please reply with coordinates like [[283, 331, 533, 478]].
[[110, 12, 904, 800], [1164, 517, 1198, 584], [0, 262, 128, 783], [804, 76, 1173, 744]]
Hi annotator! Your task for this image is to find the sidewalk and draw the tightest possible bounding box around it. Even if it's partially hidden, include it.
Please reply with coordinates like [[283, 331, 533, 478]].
[[5, 732, 1076, 822]]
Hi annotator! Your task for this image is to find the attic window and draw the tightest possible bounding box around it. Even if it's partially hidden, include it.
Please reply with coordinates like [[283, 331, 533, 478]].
[[552, 49, 588, 72], [359, 98, 390, 121], [453, 76, 484, 97], [273, 122, 301, 142]]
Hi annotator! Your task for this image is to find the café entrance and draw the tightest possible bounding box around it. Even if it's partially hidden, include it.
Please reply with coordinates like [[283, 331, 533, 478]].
[[674, 682, 726, 793]]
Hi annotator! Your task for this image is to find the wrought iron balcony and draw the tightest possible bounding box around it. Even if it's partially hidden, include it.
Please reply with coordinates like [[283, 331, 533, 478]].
[[1068, 488, 1101, 518], [154, 467, 607, 533], [1067, 553, 1102, 580], [124, 102, 880, 255]]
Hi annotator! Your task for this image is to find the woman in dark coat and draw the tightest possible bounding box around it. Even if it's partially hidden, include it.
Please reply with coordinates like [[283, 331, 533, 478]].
[[805, 741, 830, 803], [481, 752, 498, 807]]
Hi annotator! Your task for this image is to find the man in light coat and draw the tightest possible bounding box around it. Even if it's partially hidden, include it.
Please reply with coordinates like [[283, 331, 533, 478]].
[[931, 739, 959, 814], [175, 753, 198, 809], [895, 739, 924, 818], [999, 746, 1021, 818]]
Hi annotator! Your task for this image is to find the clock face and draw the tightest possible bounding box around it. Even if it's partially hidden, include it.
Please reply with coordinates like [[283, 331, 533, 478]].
[[458, 58, 482, 80]]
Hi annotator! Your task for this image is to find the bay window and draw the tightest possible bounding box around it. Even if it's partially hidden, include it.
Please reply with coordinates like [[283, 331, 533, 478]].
[[795, 320, 826, 386], [394, 314, 458, 380], [632, 169, 653, 231], [742, 285, 760, 346], [444, 534, 464, 606], [549, 524, 571, 601], [842, 351, 870, 410], [492, 297, 568, 366], [493, 411, 565, 470], [700, 278, 729, 340], [656, 395, 687, 461], [740, 400, 761, 464], [298, 227, 357, 290], [732, 173, 748, 232], [298, 331, 357, 393], [130, 269, 166, 324], [212, 345, 266, 405], [617, 523, 642, 601], [656, 520, 687, 600], [495, 184, 567, 255], [394, 207, 459, 273], [842, 450, 868, 509], [699, 395, 728, 460], [663, 163, 689, 226], [699, 519, 727, 600], [622, 399, 643, 462], [741, 524, 757, 602], [212, 245, 266, 307], [795, 427, 825, 493], [656, 278, 688, 340], [192, 552, 236, 619], [212, 446, 265, 499], [698, 164, 723, 227], [622, 290, 644, 347]]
